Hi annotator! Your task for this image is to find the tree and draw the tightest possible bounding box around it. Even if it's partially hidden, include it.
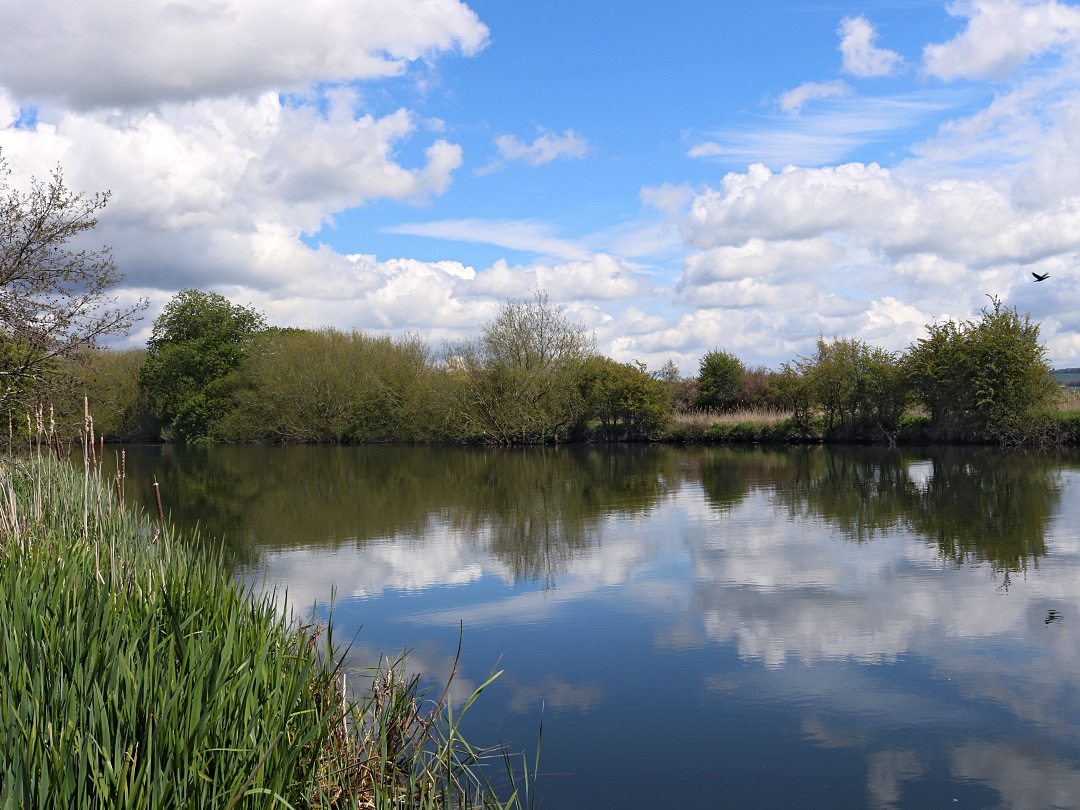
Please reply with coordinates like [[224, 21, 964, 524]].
[[445, 290, 595, 443], [907, 297, 1059, 442], [587, 358, 670, 439], [696, 349, 744, 411], [139, 289, 265, 442], [795, 336, 909, 439], [0, 153, 145, 412]]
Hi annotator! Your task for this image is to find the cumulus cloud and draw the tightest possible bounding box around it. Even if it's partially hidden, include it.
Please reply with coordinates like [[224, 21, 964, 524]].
[[477, 128, 589, 174], [839, 15, 904, 77], [777, 80, 855, 114], [924, 0, 1080, 81], [681, 237, 844, 284], [0, 0, 489, 108], [681, 161, 1080, 266], [470, 254, 649, 301]]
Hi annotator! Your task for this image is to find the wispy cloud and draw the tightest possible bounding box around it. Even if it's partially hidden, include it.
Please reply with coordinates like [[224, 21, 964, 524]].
[[383, 218, 590, 260], [702, 91, 954, 167], [777, 80, 855, 115]]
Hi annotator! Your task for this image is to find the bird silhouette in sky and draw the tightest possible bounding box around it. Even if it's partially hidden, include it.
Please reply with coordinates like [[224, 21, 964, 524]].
[[1032, 272, 1050, 282]]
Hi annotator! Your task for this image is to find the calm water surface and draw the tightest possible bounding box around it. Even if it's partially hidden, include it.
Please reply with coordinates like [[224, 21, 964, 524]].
[[115, 443, 1080, 809]]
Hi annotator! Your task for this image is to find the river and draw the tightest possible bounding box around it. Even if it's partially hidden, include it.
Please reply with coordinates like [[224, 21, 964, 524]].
[[112, 443, 1080, 809]]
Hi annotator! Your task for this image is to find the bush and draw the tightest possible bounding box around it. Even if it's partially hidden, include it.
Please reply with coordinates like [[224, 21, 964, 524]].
[[789, 336, 910, 440], [222, 328, 438, 443], [696, 349, 744, 411], [907, 297, 1060, 443], [586, 358, 670, 440]]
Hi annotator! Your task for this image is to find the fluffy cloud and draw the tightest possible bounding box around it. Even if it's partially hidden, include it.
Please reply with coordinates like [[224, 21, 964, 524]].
[[0, 92, 466, 286], [0, 0, 489, 108], [839, 15, 904, 77], [777, 80, 854, 114], [681, 237, 844, 284], [924, 0, 1080, 80], [469, 254, 649, 301], [682, 161, 1080, 266]]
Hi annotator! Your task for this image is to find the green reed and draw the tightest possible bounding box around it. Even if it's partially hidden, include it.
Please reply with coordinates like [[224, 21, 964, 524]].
[[0, 446, 536, 809]]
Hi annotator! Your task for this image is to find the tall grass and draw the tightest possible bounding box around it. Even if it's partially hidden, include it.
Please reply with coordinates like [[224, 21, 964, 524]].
[[671, 407, 794, 429], [0, 435, 535, 808]]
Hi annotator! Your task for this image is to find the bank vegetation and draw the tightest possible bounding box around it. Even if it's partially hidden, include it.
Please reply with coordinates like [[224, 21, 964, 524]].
[[0, 435, 537, 808]]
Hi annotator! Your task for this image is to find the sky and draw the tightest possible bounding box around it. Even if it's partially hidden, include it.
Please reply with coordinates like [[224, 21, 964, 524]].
[[3, 0, 1080, 373]]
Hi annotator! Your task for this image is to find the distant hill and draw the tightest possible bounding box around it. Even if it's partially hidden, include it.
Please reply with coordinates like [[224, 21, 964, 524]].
[[1052, 369, 1080, 387]]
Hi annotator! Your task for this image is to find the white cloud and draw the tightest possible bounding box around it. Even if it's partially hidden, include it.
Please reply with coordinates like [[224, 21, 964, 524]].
[[778, 80, 855, 114], [0, 91, 465, 284], [469, 254, 650, 302], [0, 0, 489, 109], [477, 128, 589, 174], [681, 161, 1080, 266], [681, 237, 844, 284], [701, 92, 953, 168], [924, 0, 1080, 81], [641, 183, 695, 214], [839, 15, 904, 77], [687, 141, 725, 158], [383, 218, 590, 261]]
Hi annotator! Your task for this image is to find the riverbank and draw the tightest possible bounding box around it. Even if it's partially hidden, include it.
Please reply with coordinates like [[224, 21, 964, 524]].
[[658, 405, 1080, 446], [0, 450, 532, 809]]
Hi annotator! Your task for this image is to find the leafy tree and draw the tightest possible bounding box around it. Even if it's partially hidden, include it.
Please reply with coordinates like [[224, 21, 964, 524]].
[[656, 358, 699, 413], [139, 289, 265, 442], [446, 290, 595, 443], [907, 297, 1059, 442], [0, 153, 145, 411], [58, 347, 152, 440], [221, 327, 437, 443], [696, 349, 744, 411], [587, 358, 670, 439], [796, 336, 909, 439]]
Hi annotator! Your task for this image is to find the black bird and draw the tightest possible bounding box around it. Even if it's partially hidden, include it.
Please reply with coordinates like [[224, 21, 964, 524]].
[[1033, 272, 1050, 282]]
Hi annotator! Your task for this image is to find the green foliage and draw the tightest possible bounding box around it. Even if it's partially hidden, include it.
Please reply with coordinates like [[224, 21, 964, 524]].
[[696, 349, 744, 411], [445, 290, 595, 443], [793, 336, 910, 439], [56, 347, 152, 440], [0, 451, 536, 809], [139, 289, 265, 442], [907, 297, 1060, 443], [586, 358, 670, 439], [0, 154, 145, 412], [221, 327, 438, 443]]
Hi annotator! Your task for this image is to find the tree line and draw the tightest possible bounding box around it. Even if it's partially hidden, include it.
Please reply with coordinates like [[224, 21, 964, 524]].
[[38, 288, 1060, 447]]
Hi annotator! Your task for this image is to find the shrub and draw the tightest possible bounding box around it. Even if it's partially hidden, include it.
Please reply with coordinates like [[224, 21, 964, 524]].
[[696, 349, 744, 411], [587, 358, 670, 439], [907, 297, 1060, 443]]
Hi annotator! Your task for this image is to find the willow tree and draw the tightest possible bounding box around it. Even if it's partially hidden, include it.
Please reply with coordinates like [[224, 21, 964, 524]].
[[0, 153, 145, 413]]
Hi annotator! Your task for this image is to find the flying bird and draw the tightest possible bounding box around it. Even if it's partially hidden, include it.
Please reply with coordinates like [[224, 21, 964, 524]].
[[1032, 272, 1050, 282]]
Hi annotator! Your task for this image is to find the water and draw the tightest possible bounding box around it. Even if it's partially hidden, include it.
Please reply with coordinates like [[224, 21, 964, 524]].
[[112, 443, 1080, 809]]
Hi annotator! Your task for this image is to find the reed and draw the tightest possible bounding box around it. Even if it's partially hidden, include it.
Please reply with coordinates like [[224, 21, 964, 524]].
[[671, 407, 794, 429], [0, 447, 534, 809]]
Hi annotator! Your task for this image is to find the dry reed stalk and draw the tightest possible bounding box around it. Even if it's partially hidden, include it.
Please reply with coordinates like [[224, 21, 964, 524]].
[[672, 407, 794, 428]]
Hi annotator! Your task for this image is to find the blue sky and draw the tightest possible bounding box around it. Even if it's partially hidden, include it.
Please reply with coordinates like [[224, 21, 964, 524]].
[[3, 0, 1080, 371]]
